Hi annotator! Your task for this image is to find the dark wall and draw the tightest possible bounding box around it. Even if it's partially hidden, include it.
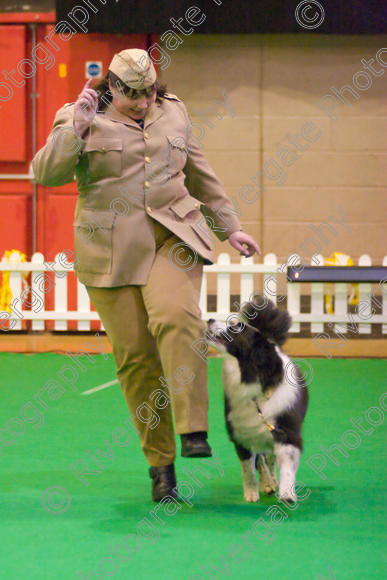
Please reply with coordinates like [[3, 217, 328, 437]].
[[55, 0, 387, 34]]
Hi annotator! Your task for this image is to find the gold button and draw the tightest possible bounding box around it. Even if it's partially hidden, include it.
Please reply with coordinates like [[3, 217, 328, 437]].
[[195, 203, 199, 208], [145, 156, 151, 163], [147, 206, 152, 212], [144, 180, 151, 189], [144, 132, 150, 139], [101, 147, 106, 153]]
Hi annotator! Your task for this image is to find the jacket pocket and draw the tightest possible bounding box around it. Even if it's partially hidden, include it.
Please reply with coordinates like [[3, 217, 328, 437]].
[[166, 136, 188, 172], [73, 210, 116, 274], [191, 222, 214, 250], [169, 196, 213, 251], [83, 138, 123, 181], [169, 195, 202, 220]]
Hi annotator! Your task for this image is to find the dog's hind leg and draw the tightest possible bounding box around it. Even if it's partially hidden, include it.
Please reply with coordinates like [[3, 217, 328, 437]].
[[274, 443, 301, 502], [256, 454, 278, 495], [235, 443, 259, 502]]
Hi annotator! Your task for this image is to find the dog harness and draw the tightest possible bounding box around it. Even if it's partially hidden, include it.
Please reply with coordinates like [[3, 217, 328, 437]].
[[256, 407, 275, 432], [252, 391, 275, 432], [238, 317, 288, 441], [252, 392, 288, 443]]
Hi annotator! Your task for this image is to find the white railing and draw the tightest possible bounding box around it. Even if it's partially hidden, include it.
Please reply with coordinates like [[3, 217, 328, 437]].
[[1, 252, 386, 334]]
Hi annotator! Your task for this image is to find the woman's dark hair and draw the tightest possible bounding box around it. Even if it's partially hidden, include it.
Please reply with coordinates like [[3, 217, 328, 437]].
[[94, 71, 167, 111]]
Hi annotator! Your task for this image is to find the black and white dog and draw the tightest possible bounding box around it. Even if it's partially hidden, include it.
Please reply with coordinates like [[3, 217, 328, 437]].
[[207, 296, 308, 503]]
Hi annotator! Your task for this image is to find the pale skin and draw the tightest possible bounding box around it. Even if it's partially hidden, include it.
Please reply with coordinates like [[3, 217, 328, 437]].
[[74, 79, 261, 257]]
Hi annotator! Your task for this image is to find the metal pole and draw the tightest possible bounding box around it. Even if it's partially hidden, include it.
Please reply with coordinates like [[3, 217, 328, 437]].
[[30, 23, 38, 255]]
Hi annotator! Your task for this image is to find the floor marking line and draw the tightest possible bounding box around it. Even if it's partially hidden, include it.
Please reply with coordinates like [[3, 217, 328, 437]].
[[81, 379, 119, 396]]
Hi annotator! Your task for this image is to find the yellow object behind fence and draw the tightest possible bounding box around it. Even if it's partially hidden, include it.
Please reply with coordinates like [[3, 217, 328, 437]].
[[0, 250, 28, 312], [324, 252, 359, 314]]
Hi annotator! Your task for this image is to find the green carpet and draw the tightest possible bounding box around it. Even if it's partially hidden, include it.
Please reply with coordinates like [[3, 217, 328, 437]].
[[0, 354, 385, 580]]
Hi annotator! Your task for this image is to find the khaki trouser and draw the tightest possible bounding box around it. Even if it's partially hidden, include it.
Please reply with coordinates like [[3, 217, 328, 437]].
[[86, 221, 209, 467]]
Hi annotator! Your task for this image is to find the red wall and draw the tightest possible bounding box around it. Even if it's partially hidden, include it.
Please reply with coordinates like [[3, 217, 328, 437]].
[[0, 25, 29, 255]]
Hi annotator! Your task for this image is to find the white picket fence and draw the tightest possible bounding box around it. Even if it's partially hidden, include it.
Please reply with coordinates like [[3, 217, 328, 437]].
[[1, 252, 386, 335]]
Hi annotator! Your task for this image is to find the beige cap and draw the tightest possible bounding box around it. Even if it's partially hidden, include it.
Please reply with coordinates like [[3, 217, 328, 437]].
[[108, 48, 157, 90]]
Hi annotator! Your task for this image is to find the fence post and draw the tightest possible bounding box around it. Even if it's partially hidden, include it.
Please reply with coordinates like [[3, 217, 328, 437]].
[[358, 255, 372, 335], [217, 253, 230, 320], [240, 255, 254, 308], [287, 258, 301, 334], [199, 270, 207, 318], [334, 282, 347, 334], [263, 253, 278, 304], [7, 258, 23, 331], [54, 252, 68, 331], [311, 254, 324, 334], [383, 256, 387, 335], [31, 252, 45, 332], [77, 279, 91, 331]]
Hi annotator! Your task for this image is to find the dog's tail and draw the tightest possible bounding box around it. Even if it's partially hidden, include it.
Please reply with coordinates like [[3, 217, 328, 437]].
[[241, 296, 292, 346]]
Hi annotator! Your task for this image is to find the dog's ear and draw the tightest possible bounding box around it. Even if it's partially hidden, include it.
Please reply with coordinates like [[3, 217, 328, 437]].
[[241, 299, 292, 346], [270, 309, 292, 346]]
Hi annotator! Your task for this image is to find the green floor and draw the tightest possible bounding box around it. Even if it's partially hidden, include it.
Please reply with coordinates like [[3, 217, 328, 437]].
[[0, 354, 386, 580]]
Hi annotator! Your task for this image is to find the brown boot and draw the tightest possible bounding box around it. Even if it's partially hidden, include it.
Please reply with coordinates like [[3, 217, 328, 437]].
[[180, 431, 212, 458], [149, 464, 179, 502]]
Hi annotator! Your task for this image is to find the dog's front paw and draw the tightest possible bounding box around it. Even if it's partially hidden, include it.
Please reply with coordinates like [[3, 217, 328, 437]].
[[260, 482, 277, 495], [256, 454, 278, 496], [244, 487, 260, 502], [279, 492, 297, 504]]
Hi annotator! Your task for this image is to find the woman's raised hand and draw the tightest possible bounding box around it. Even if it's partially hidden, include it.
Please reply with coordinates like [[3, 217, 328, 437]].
[[74, 79, 99, 137], [228, 231, 261, 257]]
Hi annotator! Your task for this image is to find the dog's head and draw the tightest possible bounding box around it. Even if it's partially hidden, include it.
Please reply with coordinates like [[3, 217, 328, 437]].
[[206, 317, 255, 357], [206, 298, 291, 385], [207, 297, 291, 349]]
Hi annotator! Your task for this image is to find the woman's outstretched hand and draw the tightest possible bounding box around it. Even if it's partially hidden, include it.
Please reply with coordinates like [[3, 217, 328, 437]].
[[228, 231, 261, 257], [74, 79, 99, 137]]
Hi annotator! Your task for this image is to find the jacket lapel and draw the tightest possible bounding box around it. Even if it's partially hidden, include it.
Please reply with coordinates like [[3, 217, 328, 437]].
[[99, 102, 164, 130], [102, 109, 140, 129], [144, 102, 164, 129]]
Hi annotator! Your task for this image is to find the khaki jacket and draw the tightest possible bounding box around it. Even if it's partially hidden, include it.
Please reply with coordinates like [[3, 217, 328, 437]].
[[32, 94, 241, 286]]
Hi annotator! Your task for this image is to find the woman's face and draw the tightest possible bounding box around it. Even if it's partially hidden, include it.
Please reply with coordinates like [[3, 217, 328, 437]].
[[108, 79, 157, 120]]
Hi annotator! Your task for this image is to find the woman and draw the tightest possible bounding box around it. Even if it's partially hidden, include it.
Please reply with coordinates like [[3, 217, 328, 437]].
[[32, 48, 260, 502]]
